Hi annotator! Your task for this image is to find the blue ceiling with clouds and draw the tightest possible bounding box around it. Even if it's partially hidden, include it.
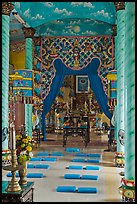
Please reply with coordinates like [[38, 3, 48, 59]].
[[10, 2, 116, 41], [35, 18, 113, 37]]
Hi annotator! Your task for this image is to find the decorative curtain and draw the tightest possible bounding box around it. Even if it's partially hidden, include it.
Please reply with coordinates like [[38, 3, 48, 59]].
[[42, 58, 112, 141], [42, 60, 65, 140]]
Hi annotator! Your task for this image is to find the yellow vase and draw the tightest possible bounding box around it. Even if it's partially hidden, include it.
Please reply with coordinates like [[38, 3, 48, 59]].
[[18, 161, 27, 185]]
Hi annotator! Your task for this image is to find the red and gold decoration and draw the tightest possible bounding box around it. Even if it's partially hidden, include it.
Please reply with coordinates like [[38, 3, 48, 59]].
[[115, 152, 124, 168], [13, 70, 34, 104], [2, 150, 11, 166], [22, 27, 36, 39], [33, 36, 41, 46], [2, 2, 14, 16], [120, 177, 135, 202]]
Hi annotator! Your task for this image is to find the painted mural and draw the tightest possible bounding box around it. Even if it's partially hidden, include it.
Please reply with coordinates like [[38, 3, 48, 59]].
[[33, 36, 114, 100], [13, 2, 116, 103], [14, 2, 116, 28], [12, 2, 116, 40], [35, 18, 113, 37]]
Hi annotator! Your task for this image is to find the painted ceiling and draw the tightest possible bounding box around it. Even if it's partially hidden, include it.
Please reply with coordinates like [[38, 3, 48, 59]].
[[10, 12, 24, 42], [10, 2, 116, 42]]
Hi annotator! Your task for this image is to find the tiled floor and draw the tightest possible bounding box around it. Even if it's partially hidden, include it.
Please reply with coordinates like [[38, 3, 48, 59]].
[[2, 129, 123, 202]]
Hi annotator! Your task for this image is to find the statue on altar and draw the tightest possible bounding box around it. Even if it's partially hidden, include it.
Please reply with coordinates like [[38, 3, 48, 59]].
[[73, 47, 80, 68]]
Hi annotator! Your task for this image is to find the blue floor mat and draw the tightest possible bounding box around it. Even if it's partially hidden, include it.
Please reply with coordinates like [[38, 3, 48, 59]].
[[30, 157, 42, 161], [36, 151, 63, 156], [6, 172, 19, 177], [81, 175, 98, 180], [86, 159, 100, 163], [66, 148, 80, 152], [26, 173, 44, 178], [72, 158, 85, 162], [64, 174, 81, 179], [35, 164, 50, 169], [75, 153, 88, 157], [77, 187, 97, 193], [27, 163, 35, 168], [67, 165, 100, 170], [51, 152, 64, 156], [56, 186, 76, 192], [85, 166, 100, 170], [42, 157, 57, 162], [64, 174, 98, 180], [37, 152, 49, 156], [67, 165, 83, 170], [56, 186, 97, 193], [87, 154, 101, 158], [75, 153, 101, 158], [72, 158, 100, 163]]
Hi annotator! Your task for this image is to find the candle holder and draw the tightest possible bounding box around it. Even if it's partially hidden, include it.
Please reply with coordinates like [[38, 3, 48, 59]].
[[3, 149, 22, 192], [2, 72, 24, 192]]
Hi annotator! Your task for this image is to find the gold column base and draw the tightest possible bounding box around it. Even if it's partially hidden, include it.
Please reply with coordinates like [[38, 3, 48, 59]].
[[121, 177, 135, 202], [6, 179, 21, 192]]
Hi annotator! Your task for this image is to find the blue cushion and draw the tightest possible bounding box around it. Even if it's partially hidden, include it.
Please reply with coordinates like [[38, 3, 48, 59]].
[[30, 157, 42, 161], [35, 164, 50, 169], [86, 159, 100, 163], [64, 174, 81, 179], [51, 152, 63, 156], [81, 175, 98, 180], [66, 148, 80, 152], [85, 166, 100, 170], [27, 173, 44, 178], [72, 158, 85, 162], [27, 163, 35, 168], [75, 153, 88, 157], [67, 165, 83, 170], [37, 152, 49, 156], [78, 187, 97, 193], [56, 186, 76, 192], [42, 157, 57, 162], [87, 154, 101, 158], [6, 172, 19, 177]]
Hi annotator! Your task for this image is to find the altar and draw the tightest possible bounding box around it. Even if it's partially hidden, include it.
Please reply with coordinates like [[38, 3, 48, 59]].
[[63, 115, 90, 147]]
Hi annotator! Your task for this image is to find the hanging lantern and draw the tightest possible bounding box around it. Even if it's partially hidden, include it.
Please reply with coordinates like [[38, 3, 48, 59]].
[[106, 70, 117, 110]]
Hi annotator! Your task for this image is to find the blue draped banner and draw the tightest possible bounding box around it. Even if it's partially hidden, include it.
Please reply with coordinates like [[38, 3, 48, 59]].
[[42, 58, 112, 140]]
